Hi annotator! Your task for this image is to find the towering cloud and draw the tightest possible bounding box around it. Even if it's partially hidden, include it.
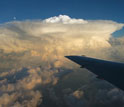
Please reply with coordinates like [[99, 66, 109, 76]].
[[0, 15, 123, 54], [0, 15, 124, 107], [43, 15, 88, 24]]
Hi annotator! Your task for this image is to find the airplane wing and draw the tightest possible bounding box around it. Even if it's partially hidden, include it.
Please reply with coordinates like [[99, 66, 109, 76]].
[[65, 55, 124, 90]]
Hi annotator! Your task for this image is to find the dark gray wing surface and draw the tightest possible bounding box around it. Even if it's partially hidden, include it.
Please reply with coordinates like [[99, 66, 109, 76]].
[[65, 55, 124, 90]]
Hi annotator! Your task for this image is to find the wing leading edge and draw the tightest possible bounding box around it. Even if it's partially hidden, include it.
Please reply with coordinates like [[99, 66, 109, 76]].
[[65, 55, 124, 90]]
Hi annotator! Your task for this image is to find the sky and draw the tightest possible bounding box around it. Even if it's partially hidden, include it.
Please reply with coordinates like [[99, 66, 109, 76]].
[[0, 0, 124, 23]]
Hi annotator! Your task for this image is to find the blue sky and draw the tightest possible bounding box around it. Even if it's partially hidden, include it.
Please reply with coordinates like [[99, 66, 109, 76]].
[[0, 0, 124, 36], [0, 0, 123, 22]]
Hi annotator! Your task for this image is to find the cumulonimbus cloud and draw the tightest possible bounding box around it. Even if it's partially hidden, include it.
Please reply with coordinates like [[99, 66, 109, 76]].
[[0, 15, 124, 107], [0, 15, 123, 54]]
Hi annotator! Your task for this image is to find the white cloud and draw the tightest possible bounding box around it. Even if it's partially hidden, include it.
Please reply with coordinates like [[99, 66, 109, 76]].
[[43, 15, 88, 24]]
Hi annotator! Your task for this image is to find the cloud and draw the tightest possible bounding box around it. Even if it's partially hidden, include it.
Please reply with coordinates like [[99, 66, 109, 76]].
[[0, 68, 42, 107], [0, 15, 123, 55], [43, 15, 88, 24], [0, 15, 124, 106], [72, 90, 84, 99]]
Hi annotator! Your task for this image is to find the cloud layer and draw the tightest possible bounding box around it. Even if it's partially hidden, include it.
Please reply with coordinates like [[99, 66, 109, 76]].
[[0, 15, 124, 107]]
